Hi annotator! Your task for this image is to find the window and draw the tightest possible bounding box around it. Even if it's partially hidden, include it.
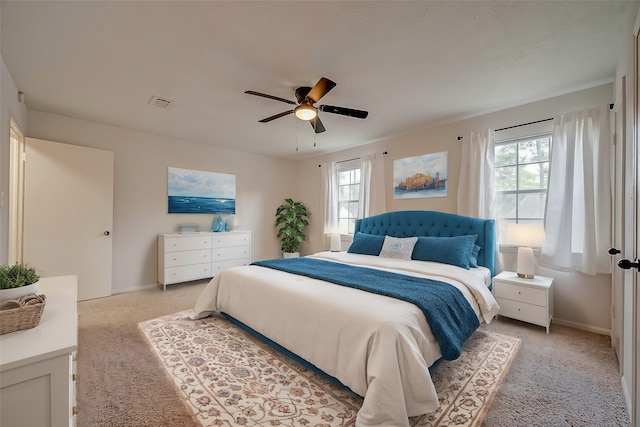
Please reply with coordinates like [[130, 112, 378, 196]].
[[494, 134, 551, 238], [337, 160, 361, 234]]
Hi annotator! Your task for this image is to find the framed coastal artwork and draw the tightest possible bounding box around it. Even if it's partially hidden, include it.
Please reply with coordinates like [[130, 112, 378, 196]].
[[168, 167, 236, 214], [393, 151, 448, 199]]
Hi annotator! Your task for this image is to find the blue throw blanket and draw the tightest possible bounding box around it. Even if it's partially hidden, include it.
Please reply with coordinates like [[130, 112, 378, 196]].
[[252, 257, 480, 360]]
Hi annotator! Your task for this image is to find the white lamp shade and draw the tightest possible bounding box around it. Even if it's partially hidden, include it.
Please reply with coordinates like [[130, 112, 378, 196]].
[[506, 223, 546, 247], [506, 223, 546, 279], [330, 233, 341, 252]]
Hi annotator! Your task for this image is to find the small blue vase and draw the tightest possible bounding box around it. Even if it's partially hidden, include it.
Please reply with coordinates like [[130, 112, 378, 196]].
[[211, 216, 225, 232]]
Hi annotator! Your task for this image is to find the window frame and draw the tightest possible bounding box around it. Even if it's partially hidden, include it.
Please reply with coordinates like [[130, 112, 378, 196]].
[[494, 133, 552, 240], [335, 159, 362, 235]]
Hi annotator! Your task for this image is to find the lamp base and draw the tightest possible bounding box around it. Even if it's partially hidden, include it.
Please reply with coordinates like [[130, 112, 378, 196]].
[[516, 246, 535, 280]]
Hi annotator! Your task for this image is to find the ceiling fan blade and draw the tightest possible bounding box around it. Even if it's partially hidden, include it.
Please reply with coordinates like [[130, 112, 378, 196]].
[[319, 104, 368, 119], [258, 110, 294, 123], [309, 116, 326, 133], [305, 77, 336, 104], [245, 90, 297, 105]]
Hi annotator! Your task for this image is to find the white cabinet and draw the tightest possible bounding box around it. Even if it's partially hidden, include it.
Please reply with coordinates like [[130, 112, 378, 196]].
[[158, 231, 251, 290], [0, 275, 78, 427], [493, 271, 553, 333]]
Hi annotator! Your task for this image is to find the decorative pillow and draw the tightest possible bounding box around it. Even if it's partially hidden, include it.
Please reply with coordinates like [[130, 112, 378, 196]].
[[347, 232, 385, 256], [411, 235, 478, 269], [379, 236, 418, 260], [469, 244, 481, 268]]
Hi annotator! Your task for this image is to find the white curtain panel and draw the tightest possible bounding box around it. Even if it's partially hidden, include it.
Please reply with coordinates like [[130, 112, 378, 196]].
[[457, 129, 496, 219], [359, 154, 372, 219], [541, 105, 612, 275], [322, 161, 339, 234]]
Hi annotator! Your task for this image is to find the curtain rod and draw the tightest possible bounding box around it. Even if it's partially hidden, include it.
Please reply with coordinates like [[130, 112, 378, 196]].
[[495, 103, 614, 132], [494, 117, 553, 132], [318, 151, 388, 167]]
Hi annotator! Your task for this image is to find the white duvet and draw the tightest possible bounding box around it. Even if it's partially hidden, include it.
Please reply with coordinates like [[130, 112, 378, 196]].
[[191, 251, 500, 427]]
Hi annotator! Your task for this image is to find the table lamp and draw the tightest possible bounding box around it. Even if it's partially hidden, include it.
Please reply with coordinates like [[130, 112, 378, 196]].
[[506, 223, 546, 279]]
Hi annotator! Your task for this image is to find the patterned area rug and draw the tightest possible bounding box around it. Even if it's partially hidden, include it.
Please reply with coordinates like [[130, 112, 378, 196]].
[[139, 312, 520, 427]]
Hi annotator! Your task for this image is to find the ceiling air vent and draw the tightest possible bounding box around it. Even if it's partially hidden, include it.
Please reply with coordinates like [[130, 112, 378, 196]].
[[148, 96, 173, 110]]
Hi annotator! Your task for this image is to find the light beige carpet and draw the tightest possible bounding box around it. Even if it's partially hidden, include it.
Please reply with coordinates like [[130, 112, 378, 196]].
[[139, 311, 520, 427]]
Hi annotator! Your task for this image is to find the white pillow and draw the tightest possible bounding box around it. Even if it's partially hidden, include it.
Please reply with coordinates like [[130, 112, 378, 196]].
[[379, 236, 418, 260]]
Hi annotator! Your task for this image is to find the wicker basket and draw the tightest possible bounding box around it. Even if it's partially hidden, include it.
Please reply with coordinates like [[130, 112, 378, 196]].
[[0, 293, 46, 335]]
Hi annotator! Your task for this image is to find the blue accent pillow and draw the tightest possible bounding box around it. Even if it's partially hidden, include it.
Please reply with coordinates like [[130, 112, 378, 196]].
[[469, 244, 481, 268], [347, 232, 385, 256], [411, 235, 478, 269]]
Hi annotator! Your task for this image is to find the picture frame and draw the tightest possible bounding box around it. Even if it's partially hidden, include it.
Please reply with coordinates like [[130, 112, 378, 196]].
[[168, 167, 236, 214], [393, 151, 448, 199]]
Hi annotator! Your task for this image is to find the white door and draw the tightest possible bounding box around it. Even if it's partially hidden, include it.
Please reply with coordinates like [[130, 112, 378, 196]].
[[612, 83, 626, 366], [617, 17, 640, 426], [23, 138, 114, 301]]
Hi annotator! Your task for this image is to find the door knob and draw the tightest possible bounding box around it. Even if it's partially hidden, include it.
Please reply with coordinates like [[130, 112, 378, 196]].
[[617, 258, 640, 271], [608, 247, 621, 255], [104, 231, 110, 236]]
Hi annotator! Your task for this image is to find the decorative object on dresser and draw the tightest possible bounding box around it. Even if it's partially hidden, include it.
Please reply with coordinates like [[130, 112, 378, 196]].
[[0, 263, 40, 301], [0, 293, 46, 335], [157, 231, 251, 291], [0, 275, 78, 427], [493, 270, 554, 333], [275, 198, 310, 257], [505, 223, 546, 279]]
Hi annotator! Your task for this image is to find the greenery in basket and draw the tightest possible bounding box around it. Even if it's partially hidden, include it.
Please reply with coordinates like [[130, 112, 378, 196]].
[[275, 198, 310, 254], [0, 264, 40, 290]]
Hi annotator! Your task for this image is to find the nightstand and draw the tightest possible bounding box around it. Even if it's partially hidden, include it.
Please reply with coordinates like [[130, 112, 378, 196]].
[[493, 271, 553, 333]]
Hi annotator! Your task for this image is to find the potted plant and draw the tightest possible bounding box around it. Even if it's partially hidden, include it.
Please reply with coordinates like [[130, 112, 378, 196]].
[[275, 198, 310, 258], [0, 263, 40, 302]]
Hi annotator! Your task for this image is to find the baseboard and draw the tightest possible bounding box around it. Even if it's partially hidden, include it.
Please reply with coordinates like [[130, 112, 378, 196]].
[[552, 317, 611, 336], [621, 375, 633, 420], [112, 283, 158, 294]]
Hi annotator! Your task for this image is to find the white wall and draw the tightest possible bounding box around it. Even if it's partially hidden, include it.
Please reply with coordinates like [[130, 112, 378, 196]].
[[295, 84, 614, 332], [0, 52, 28, 265], [26, 110, 296, 293]]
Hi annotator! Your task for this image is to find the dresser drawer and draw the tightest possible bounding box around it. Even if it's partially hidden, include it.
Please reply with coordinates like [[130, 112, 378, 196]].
[[164, 263, 212, 284], [164, 249, 210, 268], [213, 233, 251, 247], [496, 297, 547, 327], [164, 236, 211, 252], [495, 281, 546, 306], [212, 259, 251, 274], [212, 246, 250, 261]]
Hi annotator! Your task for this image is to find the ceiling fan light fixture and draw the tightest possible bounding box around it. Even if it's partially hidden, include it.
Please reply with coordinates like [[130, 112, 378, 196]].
[[294, 104, 317, 121]]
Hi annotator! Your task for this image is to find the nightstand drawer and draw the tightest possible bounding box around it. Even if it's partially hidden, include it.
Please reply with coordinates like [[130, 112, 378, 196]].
[[495, 281, 546, 306], [496, 297, 547, 326]]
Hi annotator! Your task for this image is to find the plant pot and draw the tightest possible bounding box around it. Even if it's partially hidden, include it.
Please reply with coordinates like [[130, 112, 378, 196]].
[[0, 281, 40, 302], [282, 252, 300, 259]]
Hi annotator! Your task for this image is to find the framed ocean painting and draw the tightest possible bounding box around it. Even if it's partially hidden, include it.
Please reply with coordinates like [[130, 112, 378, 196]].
[[393, 151, 448, 199], [168, 167, 236, 214]]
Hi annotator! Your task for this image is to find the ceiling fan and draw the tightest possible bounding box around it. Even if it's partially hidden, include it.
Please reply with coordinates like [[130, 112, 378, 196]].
[[244, 77, 368, 133]]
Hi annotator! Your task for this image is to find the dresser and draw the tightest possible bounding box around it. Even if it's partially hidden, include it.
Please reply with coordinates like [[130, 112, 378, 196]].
[[493, 271, 553, 333], [0, 275, 78, 427], [158, 231, 251, 290]]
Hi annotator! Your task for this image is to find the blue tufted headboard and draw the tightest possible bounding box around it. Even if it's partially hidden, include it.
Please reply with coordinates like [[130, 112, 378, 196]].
[[354, 210, 496, 276]]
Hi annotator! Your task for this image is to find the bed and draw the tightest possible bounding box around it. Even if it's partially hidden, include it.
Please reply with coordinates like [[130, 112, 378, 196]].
[[191, 210, 499, 427]]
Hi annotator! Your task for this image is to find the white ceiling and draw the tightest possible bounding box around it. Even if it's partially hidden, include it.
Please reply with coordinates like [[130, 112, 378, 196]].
[[0, 1, 633, 160]]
